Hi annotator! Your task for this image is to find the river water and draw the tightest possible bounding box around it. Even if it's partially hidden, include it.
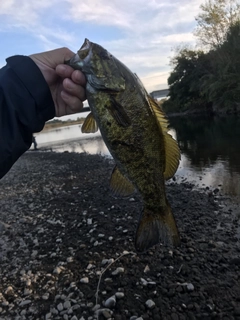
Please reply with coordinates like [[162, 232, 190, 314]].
[[33, 115, 240, 201]]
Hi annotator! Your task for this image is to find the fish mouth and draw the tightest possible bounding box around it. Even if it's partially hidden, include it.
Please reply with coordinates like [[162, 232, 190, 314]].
[[67, 39, 93, 69], [78, 38, 91, 59], [76, 38, 93, 63]]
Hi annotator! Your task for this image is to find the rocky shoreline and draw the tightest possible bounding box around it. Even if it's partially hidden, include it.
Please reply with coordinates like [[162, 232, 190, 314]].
[[0, 151, 240, 320]]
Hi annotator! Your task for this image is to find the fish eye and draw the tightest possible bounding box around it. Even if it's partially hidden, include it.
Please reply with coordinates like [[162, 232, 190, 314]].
[[100, 50, 111, 60]]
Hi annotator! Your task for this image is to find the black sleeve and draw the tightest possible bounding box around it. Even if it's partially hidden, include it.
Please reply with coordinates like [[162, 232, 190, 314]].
[[0, 55, 55, 179]]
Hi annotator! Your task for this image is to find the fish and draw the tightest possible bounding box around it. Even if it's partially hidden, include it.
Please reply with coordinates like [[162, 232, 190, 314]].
[[66, 39, 181, 252]]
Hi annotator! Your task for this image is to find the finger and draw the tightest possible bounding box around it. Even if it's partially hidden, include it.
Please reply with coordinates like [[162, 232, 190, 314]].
[[56, 64, 75, 78], [71, 70, 86, 86], [63, 78, 86, 101], [61, 91, 84, 113], [56, 65, 86, 86]]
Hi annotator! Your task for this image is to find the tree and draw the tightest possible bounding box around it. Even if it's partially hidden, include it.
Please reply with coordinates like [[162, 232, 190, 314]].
[[163, 48, 211, 112], [201, 21, 240, 110], [194, 0, 240, 49]]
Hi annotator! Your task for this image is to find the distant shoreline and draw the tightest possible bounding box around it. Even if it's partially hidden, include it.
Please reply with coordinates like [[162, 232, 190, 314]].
[[42, 118, 85, 131]]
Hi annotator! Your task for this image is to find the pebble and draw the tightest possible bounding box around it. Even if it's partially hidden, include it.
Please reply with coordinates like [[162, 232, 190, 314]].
[[104, 295, 116, 308], [67, 256, 74, 263], [63, 300, 71, 309], [140, 278, 148, 286], [92, 304, 101, 311], [101, 308, 113, 318], [101, 259, 109, 265], [45, 312, 52, 319], [98, 233, 105, 237], [87, 218, 93, 225], [24, 288, 32, 296], [5, 286, 14, 295], [42, 292, 49, 300], [26, 279, 31, 286], [57, 303, 64, 311], [80, 277, 89, 284], [145, 299, 155, 309], [115, 292, 124, 299], [144, 265, 150, 273], [112, 267, 124, 275], [19, 299, 32, 307], [187, 283, 194, 291], [53, 266, 63, 274]]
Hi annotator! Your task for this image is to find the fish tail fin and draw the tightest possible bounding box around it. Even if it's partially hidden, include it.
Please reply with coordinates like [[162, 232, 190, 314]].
[[135, 200, 180, 252]]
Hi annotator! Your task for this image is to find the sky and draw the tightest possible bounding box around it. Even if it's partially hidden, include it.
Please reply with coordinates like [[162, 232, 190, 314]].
[[0, 0, 204, 94]]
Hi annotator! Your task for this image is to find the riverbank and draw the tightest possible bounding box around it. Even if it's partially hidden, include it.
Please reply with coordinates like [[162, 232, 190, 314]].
[[0, 151, 240, 320]]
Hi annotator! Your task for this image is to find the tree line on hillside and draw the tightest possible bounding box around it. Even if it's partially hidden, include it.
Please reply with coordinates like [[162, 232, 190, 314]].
[[163, 0, 240, 114]]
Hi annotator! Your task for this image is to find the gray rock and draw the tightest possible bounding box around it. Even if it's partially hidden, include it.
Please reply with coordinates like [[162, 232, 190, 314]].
[[57, 302, 64, 311], [63, 300, 71, 309], [45, 312, 52, 320], [115, 292, 124, 299], [104, 295, 116, 308], [80, 277, 89, 284], [102, 308, 113, 318], [145, 299, 155, 309], [187, 283, 194, 291], [19, 299, 32, 307], [112, 267, 124, 275]]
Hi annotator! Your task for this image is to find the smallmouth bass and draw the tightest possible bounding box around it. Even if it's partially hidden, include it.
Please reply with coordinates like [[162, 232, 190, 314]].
[[66, 39, 181, 252]]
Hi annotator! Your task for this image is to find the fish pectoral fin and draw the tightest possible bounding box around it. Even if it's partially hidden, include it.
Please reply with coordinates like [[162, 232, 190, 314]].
[[147, 96, 180, 180], [135, 200, 180, 252], [107, 97, 132, 127], [81, 112, 98, 133], [110, 165, 135, 197]]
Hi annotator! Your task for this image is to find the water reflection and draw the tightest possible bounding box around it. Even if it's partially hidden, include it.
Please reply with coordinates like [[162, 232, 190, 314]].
[[51, 137, 110, 156], [169, 115, 240, 198], [33, 116, 240, 199]]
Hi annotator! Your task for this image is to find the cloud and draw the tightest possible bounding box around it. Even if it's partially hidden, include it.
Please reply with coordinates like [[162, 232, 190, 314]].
[[0, 0, 55, 27], [0, 0, 204, 91]]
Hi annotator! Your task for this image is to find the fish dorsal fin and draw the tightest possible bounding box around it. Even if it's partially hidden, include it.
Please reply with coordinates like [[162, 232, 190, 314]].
[[81, 112, 98, 133], [110, 165, 135, 197], [148, 96, 180, 180]]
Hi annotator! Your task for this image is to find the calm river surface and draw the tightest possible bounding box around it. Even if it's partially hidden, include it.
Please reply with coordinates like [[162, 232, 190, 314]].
[[34, 115, 240, 201]]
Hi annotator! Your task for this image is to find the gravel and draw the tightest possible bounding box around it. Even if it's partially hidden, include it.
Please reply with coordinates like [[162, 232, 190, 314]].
[[0, 151, 240, 320]]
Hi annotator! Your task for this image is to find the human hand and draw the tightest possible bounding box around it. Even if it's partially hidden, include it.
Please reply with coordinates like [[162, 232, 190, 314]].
[[29, 48, 86, 117]]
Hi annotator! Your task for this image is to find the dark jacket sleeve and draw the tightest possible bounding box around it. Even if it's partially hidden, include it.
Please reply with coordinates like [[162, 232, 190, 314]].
[[0, 55, 55, 179]]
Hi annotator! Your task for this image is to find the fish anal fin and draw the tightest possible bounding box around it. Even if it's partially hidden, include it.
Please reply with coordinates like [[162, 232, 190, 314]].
[[147, 96, 180, 180], [81, 112, 98, 133], [135, 200, 180, 252], [107, 97, 131, 127], [110, 165, 135, 197]]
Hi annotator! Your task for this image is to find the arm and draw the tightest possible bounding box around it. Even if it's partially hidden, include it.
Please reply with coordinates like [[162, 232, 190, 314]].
[[0, 48, 86, 179]]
